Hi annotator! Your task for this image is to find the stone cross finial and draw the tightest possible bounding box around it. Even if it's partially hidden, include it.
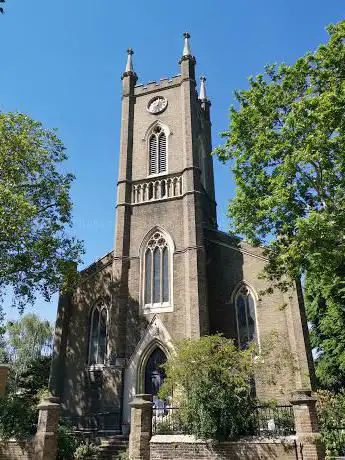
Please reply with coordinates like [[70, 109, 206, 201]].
[[182, 32, 192, 57], [199, 74, 207, 100], [125, 48, 134, 73]]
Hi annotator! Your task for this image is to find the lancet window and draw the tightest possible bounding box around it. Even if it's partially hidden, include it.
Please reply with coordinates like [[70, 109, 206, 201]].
[[88, 302, 108, 365], [144, 231, 170, 307], [149, 126, 167, 175], [234, 285, 257, 348]]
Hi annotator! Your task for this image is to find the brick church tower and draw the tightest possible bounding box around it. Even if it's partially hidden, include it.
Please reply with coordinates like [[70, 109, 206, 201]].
[[50, 33, 316, 431]]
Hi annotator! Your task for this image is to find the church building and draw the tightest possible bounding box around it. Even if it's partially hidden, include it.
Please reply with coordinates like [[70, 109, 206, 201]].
[[50, 33, 315, 432]]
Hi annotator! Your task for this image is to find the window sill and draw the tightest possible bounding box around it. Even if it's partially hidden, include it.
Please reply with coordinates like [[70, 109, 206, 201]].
[[87, 364, 106, 371], [147, 172, 168, 179], [143, 303, 173, 314]]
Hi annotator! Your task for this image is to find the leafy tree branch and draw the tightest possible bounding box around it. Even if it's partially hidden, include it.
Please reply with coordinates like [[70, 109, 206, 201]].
[[0, 112, 84, 311], [214, 20, 345, 389]]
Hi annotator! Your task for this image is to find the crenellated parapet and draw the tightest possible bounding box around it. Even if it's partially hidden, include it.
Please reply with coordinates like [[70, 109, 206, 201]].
[[134, 75, 182, 96]]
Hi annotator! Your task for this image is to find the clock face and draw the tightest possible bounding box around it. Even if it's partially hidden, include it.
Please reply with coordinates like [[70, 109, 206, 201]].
[[147, 96, 168, 114]]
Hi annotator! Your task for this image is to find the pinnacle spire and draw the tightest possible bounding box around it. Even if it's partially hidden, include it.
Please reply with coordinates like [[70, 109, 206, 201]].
[[199, 74, 207, 100], [122, 48, 137, 81], [125, 48, 134, 73], [182, 32, 192, 57]]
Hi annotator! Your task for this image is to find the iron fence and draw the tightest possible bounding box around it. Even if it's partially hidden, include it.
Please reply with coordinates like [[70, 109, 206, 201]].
[[152, 406, 189, 435], [152, 404, 295, 437], [253, 405, 295, 436], [68, 411, 121, 434]]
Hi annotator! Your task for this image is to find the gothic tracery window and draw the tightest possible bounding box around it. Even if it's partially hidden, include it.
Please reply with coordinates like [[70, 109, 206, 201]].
[[149, 126, 167, 175], [235, 285, 257, 348], [88, 302, 108, 365], [144, 231, 170, 307]]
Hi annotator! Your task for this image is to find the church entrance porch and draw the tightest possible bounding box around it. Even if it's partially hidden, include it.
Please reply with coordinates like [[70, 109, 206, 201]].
[[144, 347, 167, 396], [122, 316, 174, 423]]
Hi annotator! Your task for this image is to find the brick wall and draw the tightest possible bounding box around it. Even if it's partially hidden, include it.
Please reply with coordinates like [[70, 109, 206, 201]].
[[150, 435, 299, 460], [0, 440, 33, 460]]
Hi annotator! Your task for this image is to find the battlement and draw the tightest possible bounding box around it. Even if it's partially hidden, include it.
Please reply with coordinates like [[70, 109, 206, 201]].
[[134, 74, 182, 95]]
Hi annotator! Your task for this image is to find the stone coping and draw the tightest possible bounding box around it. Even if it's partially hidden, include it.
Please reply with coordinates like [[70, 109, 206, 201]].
[[150, 435, 297, 444], [0, 438, 33, 442]]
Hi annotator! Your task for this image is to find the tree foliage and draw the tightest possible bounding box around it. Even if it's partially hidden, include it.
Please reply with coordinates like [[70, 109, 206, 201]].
[[159, 335, 256, 440], [0, 395, 37, 441], [15, 355, 51, 398], [0, 315, 52, 442], [0, 112, 83, 311], [215, 21, 345, 390], [316, 390, 345, 458], [1, 314, 53, 390], [0, 356, 51, 441]]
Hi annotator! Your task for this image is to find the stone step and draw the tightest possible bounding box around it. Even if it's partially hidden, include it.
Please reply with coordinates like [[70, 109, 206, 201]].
[[97, 435, 128, 460]]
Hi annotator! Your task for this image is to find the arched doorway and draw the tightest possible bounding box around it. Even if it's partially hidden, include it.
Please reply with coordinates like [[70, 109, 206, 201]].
[[144, 347, 167, 396]]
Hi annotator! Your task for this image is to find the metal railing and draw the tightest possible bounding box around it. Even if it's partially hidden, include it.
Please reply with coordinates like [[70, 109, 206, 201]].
[[152, 404, 295, 437], [253, 405, 295, 436], [68, 411, 121, 434], [152, 406, 189, 435]]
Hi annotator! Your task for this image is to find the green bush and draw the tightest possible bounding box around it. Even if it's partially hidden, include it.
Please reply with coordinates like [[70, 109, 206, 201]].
[[0, 395, 37, 440], [57, 424, 77, 460], [154, 419, 175, 435], [316, 390, 345, 458], [117, 449, 129, 460], [159, 335, 256, 440], [74, 442, 99, 459]]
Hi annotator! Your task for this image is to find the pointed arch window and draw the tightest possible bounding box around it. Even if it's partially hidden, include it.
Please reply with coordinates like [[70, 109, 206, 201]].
[[88, 302, 108, 365], [234, 285, 257, 348], [143, 231, 172, 311], [149, 126, 167, 175]]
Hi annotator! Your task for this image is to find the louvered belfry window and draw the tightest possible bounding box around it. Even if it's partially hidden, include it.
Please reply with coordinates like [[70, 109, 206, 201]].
[[149, 126, 166, 175]]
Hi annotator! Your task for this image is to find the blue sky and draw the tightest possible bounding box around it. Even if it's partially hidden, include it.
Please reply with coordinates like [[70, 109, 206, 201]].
[[1, 0, 344, 323]]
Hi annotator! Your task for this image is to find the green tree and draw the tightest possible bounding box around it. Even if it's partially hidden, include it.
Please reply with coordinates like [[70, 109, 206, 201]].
[[0, 112, 83, 311], [159, 335, 256, 440], [4, 313, 53, 388], [0, 311, 7, 363], [316, 390, 345, 458], [215, 21, 345, 390], [0, 315, 53, 442], [15, 355, 51, 398]]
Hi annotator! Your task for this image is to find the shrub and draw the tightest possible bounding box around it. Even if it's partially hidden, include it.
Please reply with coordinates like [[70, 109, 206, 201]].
[[159, 335, 256, 440], [57, 424, 77, 460], [117, 449, 129, 460], [74, 442, 99, 459], [316, 389, 345, 458], [0, 395, 37, 440], [154, 419, 175, 435]]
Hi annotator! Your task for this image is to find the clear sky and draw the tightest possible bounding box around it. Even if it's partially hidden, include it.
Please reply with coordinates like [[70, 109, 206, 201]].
[[1, 0, 344, 323]]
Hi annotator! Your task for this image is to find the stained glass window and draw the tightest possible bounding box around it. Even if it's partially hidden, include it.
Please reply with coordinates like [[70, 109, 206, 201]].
[[88, 303, 108, 365], [235, 286, 257, 348], [144, 232, 170, 307]]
